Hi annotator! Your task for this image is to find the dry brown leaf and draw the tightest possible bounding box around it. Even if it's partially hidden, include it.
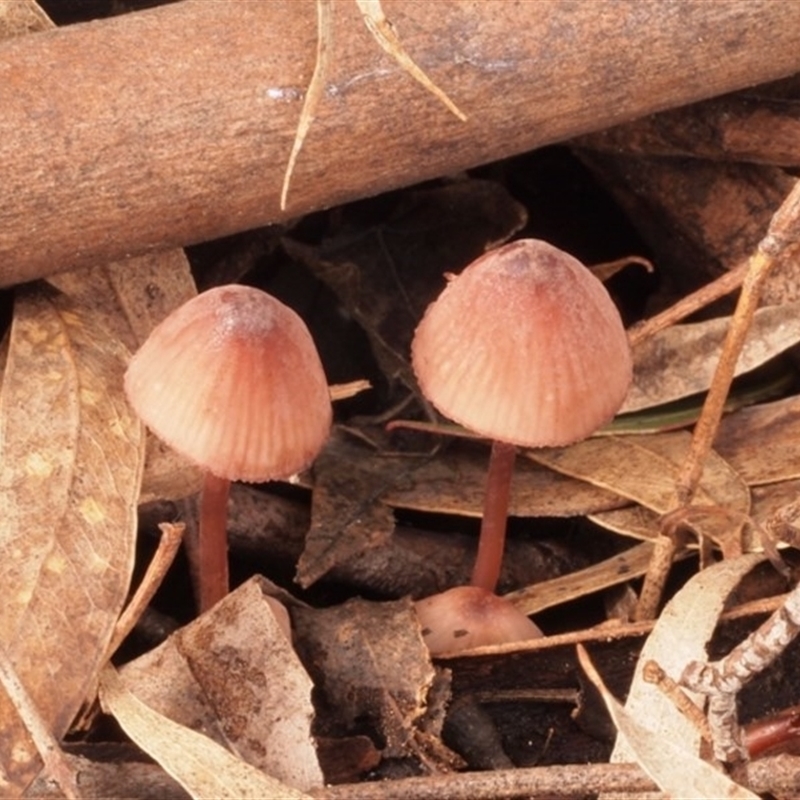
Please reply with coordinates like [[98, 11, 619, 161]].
[[579, 644, 759, 800], [0, 285, 145, 742], [505, 541, 657, 616], [533, 431, 750, 545], [623, 302, 800, 413], [715, 395, 800, 487], [532, 431, 749, 513], [296, 432, 399, 588], [388, 438, 623, 519], [292, 596, 441, 760], [120, 577, 322, 792], [298, 432, 622, 588], [0, 682, 40, 795], [49, 252, 202, 503], [99, 664, 311, 800], [610, 553, 765, 766]]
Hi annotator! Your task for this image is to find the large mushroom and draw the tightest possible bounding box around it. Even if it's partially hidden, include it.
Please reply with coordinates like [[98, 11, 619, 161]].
[[125, 285, 332, 611], [411, 239, 632, 652]]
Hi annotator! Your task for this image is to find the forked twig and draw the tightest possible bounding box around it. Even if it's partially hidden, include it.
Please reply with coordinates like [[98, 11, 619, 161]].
[[356, 0, 467, 121], [634, 179, 800, 620]]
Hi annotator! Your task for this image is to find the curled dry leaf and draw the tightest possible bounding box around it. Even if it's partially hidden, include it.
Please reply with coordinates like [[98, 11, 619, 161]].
[[623, 301, 800, 413], [99, 665, 311, 800], [291, 596, 443, 762], [0, 286, 144, 745], [119, 577, 322, 792]]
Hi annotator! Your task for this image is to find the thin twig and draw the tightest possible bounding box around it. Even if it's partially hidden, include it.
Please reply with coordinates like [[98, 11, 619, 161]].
[[627, 261, 748, 348], [280, 0, 332, 211], [105, 522, 185, 659]]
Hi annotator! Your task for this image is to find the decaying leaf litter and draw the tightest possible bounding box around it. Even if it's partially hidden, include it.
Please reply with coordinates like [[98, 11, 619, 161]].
[[4, 1, 800, 799]]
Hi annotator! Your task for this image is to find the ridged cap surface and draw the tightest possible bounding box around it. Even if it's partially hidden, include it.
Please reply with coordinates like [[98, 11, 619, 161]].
[[411, 239, 632, 447], [125, 285, 332, 481]]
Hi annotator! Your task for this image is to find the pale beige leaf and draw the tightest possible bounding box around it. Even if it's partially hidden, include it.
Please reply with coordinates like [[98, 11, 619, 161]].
[[120, 578, 322, 792], [610, 554, 765, 766], [0, 286, 144, 738], [99, 665, 311, 800], [579, 644, 759, 800], [589, 504, 662, 542], [623, 302, 800, 413]]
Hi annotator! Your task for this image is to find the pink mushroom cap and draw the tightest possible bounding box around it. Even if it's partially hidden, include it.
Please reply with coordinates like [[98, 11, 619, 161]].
[[124, 285, 332, 482], [415, 586, 543, 655], [411, 239, 632, 447]]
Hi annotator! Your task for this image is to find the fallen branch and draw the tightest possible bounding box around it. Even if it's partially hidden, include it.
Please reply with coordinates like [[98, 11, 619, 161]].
[[2, 0, 800, 284]]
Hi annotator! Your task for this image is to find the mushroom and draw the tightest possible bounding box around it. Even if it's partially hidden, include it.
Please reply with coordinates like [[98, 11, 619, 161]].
[[414, 585, 543, 654], [410, 239, 632, 651], [125, 285, 332, 611]]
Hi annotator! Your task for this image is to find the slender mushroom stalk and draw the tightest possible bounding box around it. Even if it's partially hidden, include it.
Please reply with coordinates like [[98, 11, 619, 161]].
[[125, 285, 332, 613], [471, 440, 516, 592], [411, 239, 633, 650], [197, 472, 232, 611]]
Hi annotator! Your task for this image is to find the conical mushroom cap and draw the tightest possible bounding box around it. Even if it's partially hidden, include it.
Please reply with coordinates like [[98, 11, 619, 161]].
[[125, 285, 332, 482], [412, 239, 632, 447]]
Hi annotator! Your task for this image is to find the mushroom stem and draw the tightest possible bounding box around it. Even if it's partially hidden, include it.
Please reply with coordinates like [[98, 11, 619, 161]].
[[197, 472, 231, 612], [471, 440, 516, 592]]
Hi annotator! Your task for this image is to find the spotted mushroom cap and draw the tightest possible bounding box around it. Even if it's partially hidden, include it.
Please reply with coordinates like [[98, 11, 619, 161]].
[[415, 586, 543, 655], [411, 239, 632, 448], [124, 285, 332, 482]]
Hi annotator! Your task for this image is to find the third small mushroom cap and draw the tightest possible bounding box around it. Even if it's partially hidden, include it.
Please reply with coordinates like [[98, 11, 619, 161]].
[[411, 238, 633, 448]]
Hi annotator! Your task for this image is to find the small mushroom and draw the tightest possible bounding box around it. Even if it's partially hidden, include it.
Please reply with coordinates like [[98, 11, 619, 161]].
[[415, 586, 543, 654], [125, 285, 332, 611], [411, 239, 632, 651]]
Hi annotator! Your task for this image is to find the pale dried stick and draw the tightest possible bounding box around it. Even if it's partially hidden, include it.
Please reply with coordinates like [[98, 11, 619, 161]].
[[105, 522, 185, 659], [681, 583, 800, 763], [281, 0, 332, 211]]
